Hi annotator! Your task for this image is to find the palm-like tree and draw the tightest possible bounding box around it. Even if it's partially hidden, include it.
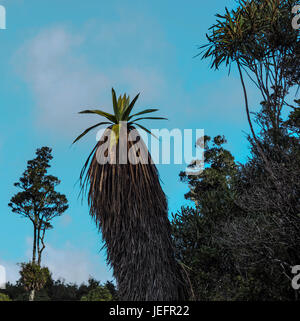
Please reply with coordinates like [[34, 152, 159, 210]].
[[73, 88, 190, 300], [199, 0, 298, 188]]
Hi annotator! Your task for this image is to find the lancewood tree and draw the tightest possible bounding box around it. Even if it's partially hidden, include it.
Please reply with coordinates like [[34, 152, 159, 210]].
[[73, 88, 190, 300], [199, 0, 299, 186], [198, 0, 300, 299]]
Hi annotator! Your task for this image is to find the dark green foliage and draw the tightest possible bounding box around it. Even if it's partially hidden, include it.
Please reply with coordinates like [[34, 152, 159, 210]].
[[172, 0, 299, 301], [8, 147, 69, 266], [1, 277, 118, 301], [222, 107, 300, 300], [0, 282, 26, 301], [200, 0, 299, 70], [9, 147, 68, 223], [19, 262, 50, 293], [104, 280, 119, 300], [0, 293, 11, 301], [80, 286, 112, 301], [285, 99, 300, 134], [172, 99, 299, 301], [179, 135, 238, 218], [44, 279, 79, 301], [172, 127, 300, 300], [172, 137, 242, 300]]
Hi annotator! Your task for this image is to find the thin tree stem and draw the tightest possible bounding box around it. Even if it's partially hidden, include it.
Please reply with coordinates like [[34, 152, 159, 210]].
[[237, 61, 279, 184]]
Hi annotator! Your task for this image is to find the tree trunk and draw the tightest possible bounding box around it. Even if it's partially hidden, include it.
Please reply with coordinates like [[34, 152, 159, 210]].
[[32, 224, 37, 264], [107, 204, 189, 300], [29, 289, 35, 301], [37, 223, 41, 265], [37, 225, 46, 266], [31, 222, 37, 301], [85, 133, 191, 300], [236, 61, 281, 186]]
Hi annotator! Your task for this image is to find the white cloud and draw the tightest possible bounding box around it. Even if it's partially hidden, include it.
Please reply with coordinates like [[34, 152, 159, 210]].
[[14, 27, 110, 136], [58, 214, 72, 227], [42, 242, 112, 284], [115, 67, 166, 103], [0, 260, 19, 284], [1, 237, 113, 285], [14, 18, 168, 138]]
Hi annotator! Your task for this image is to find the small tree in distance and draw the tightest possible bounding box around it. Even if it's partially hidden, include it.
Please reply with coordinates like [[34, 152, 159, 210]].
[[19, 262, 50, 301], [80, 286, 113, 301], [8, 147, 68, 301], [0, 293, 11, 301]]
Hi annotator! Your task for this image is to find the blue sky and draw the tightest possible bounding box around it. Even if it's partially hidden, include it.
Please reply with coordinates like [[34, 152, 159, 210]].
[[0, 0, 260, 284]]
